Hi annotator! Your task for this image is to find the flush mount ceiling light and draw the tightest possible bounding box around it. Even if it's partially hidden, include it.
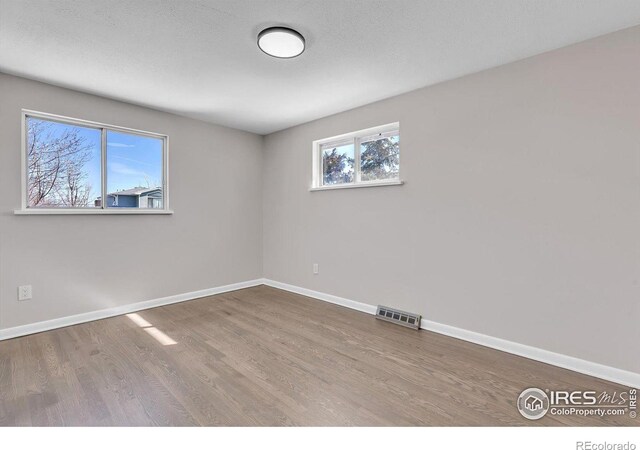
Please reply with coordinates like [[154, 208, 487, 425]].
[[257, 27, 305, 58]]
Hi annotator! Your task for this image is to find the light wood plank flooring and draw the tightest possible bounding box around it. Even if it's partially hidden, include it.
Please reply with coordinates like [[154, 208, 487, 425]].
[[0, 285, 635, 426]]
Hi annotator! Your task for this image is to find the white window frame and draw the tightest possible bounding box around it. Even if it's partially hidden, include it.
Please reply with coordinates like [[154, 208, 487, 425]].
[[16, 109, 172, 215], [311, 122, 403, 191]]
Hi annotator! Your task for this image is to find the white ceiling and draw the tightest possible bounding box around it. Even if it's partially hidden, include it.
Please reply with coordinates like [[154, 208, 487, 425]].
[[2, 1, 640, 135]]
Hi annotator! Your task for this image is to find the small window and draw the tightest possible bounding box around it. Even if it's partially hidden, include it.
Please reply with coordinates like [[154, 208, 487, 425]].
[[21, 111, 169, 214], [312, 123, 401, 190]]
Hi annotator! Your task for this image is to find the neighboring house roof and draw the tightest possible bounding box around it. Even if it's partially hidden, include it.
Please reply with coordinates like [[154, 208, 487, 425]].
[[109, 187, 161, 197], [95, 187, 161, 203]]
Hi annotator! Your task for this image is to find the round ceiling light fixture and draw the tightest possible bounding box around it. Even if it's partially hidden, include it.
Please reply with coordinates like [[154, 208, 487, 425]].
[[257, 27, 305, 59]]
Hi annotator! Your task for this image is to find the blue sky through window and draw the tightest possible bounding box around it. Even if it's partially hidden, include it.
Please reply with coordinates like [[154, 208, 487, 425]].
[[106, 131, 163, 194]]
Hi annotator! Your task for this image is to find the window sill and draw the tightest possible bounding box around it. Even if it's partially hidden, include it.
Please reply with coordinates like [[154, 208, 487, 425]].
[[309, 180, 404, 192], [14, 209, 174, 215]]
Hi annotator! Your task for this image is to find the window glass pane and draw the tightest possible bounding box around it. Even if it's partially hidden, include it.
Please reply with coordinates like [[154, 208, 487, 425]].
[[360, 134, 400, 182], [26, 117, 101, 208], [322, 142, 354, 185], [106, 131, 164, 209]]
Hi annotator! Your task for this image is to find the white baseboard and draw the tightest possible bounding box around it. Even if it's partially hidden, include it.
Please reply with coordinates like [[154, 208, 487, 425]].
[[263, 279, 377, 315], [262, 279, 640, 389], [0, 279, 264, 341]]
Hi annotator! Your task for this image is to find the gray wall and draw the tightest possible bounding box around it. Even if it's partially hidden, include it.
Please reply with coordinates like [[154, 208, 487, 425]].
[[0, 73, 263, 329], [262, 26, 640, 373]]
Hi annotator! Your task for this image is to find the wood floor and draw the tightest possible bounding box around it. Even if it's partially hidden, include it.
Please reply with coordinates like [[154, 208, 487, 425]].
[[0, 285, 635, 426]]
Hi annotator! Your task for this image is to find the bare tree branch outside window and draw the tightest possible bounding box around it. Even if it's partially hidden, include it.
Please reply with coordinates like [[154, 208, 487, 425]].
[[27, 119, 95, 207]]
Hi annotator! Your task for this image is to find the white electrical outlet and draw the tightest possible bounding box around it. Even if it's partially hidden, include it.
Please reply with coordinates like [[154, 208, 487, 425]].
[[18, 285, 32, 301], [313, 263, 319, 275]]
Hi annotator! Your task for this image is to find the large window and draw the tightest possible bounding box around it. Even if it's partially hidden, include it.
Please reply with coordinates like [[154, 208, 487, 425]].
[[20, 111, 169, 214], [312, 123, 401, 190]]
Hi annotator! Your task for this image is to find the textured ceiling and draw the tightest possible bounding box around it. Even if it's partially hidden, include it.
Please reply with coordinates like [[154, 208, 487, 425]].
[[1, 0, 640, 135]]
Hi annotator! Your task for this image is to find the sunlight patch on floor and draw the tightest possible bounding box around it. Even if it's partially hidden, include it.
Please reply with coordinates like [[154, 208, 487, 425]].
[[126, 312, 177, 345], [126, 313, 152, 328]]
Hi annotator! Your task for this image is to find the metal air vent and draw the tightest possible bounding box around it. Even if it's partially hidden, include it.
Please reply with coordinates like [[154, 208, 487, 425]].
[[376, 305, 421, 330]]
